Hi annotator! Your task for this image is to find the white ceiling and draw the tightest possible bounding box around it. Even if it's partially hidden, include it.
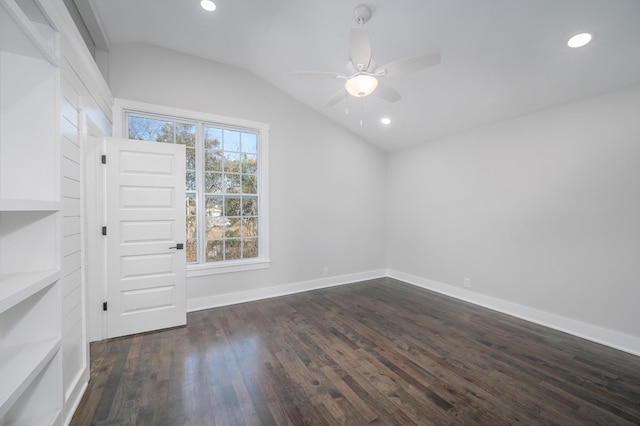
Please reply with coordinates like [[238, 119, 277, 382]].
[[89, 0, 640, 151]]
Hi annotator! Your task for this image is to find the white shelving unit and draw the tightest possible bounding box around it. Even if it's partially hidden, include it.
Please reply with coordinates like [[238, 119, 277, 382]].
[[0, 0, 62, 424]]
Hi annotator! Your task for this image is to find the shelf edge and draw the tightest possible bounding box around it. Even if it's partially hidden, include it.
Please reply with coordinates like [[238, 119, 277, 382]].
[[0, 270, 61, 314], [0, 338, 61, 419], [0, 199, 61, 212]]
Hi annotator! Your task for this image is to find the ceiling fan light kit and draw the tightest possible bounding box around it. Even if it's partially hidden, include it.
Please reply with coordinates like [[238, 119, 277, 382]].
[[345, 74, 378, 97]]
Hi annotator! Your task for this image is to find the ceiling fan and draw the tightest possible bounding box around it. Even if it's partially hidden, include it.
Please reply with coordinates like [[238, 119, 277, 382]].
[[295, 4, 441, 107]]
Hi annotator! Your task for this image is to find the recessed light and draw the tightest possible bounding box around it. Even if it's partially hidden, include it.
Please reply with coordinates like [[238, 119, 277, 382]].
[[381, 117, 391, 125], [567, 33, 592, 48], [200, 0, 216, 12]]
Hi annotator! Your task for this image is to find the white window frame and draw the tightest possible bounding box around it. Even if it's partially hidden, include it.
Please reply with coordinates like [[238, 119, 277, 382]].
[[113, 98, 270, 277]]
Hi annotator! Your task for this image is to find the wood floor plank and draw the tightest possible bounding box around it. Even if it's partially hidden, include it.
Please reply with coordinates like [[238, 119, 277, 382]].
[[71, 278, 640, 425]]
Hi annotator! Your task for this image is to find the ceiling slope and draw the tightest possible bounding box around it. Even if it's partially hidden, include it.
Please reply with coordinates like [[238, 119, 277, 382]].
[[92, 0, 640, 150]]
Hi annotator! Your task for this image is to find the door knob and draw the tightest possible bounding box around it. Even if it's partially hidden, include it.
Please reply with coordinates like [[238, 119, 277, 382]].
[[169, 243, 184, 250]]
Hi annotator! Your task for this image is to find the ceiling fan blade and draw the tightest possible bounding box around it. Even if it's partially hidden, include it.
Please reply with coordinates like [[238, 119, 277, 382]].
[[379, 53, 441, 77], [375, 83, 402, 103], [326, 88, 347, 106], [292, 71, 345, 79], [349, 27, 372, 71]]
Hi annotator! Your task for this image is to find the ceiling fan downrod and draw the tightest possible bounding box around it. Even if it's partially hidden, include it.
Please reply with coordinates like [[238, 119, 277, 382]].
[[353, 4, 372, 26]]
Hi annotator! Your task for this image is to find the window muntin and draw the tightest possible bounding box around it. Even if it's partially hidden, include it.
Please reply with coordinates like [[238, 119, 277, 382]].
[[125, 111, 264, 267]]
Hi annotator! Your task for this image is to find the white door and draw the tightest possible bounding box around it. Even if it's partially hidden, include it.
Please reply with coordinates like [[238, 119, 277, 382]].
[[105, 137, 186, 338]]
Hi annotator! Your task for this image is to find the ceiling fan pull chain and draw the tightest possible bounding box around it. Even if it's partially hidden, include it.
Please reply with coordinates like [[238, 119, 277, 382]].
[[360, 97, 364, 126]]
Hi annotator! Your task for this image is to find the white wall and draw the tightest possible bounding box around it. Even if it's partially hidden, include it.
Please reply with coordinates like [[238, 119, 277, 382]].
[[387, 85, 640, 345], [107, 43, 387, 307], [105, 43, 639, 354]]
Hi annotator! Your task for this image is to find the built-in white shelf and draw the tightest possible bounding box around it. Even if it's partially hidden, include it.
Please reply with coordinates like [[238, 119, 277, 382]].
[[0, 270, 60, 314], [0, 339, 60, 419], [1, 1, 60, 203], [0, 211, 58, 274], [0, 0, 63, 424], [0, 198, 60, 212]]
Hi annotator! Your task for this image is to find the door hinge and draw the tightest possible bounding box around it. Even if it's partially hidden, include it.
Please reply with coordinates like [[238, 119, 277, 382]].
[[102, 226, 107, 236], [103, 302, 108, 311], [101, 154, 106, 164]]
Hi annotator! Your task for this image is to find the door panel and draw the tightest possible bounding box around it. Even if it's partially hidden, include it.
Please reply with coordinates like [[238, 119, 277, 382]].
[[120, 220, 174, 244], [106, 137, 186, 338]]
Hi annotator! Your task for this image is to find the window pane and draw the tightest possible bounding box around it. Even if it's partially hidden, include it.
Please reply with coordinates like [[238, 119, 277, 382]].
[[242, 133, 257, 154], [204, 127, 222, 149], [205, 196, 223, 216], [242, 154, 257, 174], [226, 239, 241, 260], [186, 171, 196, 191], [154, 120, 174, 143], [186, 216, 197, 239], [186, 239, 197, 263], [243, 238, 258, 258], [205, 196, 225, 238], [128, 116, 153, 140], [223, 130, 240, 152], [186, 190, 197, 250], [224, 152, 241, 173], [226, 217, 240, 238], [206, 217, 225, 238], [205, 172, 223, 193], [205, 149, 223, 172], [206, 240, 224, 262], [225, 174, 241, 193], [242, 197, 257, 216], [242, 175, 257, 194], [185, 194, 196, 216], [241, 217, 258, 237], [176, 123, 196, 147], [225, 197, 241, 217], [186, 147, 196, 170]]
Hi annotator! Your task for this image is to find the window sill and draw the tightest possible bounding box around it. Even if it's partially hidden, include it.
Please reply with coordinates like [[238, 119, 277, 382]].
[[187, 258, 270, 277]]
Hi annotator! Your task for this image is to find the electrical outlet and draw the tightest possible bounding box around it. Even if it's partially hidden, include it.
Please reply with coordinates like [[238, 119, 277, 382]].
[[464, 277, 471, 288], [323, 267, 329, 276]]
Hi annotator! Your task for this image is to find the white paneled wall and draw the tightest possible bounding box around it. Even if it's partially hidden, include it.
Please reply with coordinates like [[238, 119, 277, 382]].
[[60, 68, 84, 412], [57, 21, 113, 421]]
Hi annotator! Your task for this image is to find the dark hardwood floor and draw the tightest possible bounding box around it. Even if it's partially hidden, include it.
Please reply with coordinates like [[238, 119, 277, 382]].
[[71, 278, 640, 425]]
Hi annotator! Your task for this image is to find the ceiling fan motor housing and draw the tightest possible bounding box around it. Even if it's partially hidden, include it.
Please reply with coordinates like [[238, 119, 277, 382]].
[[346, 59, 377, 75]]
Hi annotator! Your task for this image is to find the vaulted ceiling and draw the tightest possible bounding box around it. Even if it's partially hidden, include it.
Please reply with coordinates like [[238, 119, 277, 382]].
[[89, 0, 640, 151]]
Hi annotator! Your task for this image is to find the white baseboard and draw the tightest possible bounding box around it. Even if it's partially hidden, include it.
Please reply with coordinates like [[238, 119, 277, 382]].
[[63, 367, 89, 425], [187, 269, 387, 312], [387, 269, 640, 357]]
